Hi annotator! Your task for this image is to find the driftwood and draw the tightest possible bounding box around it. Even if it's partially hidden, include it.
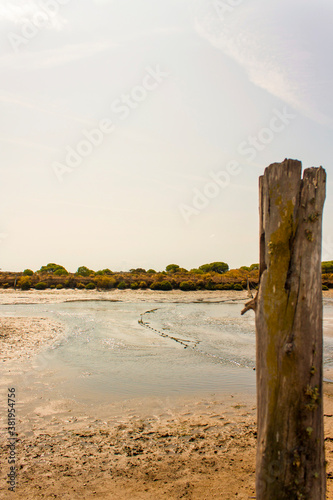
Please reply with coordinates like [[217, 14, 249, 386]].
[[247, 278, 253, 298], [244, 159, 326, 499]]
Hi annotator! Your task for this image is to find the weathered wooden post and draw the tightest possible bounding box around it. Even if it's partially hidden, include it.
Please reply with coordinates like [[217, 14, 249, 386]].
[[242, 159, 326, 499]]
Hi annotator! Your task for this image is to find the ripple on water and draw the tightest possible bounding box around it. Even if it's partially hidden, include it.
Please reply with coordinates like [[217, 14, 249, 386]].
[[1, 300, 332, 404]]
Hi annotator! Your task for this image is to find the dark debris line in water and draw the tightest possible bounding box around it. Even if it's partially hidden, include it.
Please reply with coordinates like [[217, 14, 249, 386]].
[[138, 308, 200, 349], [138, 308, 253, 370]]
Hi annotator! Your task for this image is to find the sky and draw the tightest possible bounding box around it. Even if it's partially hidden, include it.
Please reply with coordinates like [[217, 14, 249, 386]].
[[0, 0, 332, 273]]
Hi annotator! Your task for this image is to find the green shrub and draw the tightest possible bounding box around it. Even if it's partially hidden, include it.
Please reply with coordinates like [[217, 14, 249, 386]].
[[50, 284, 56, 289], [190, 268, 204, 274], [95, 276, 115, 289], [62, 278, 76, 288], [221, 283, 233, 290], [56, 284, 63, 289], [322, 261, 333, 274], [322, 285, 329, 291], [199, 262, 229, 274], [147, 269, 156, 274], [76, 283, 85, 289], [18, 277, 31, 290], [204, 281, 215, 290], [233, 284, 243, 291], [166, 264, 180, 273], [76, 266, 94, 277], [179, 281, 197, 291], [35, 282, 48, 290], [39, 263, 68, 275], [85, 282, 96, 290], [23, 269, 34, 276], [54, 268, 68, 276], [150, 280, 172, 291], [117, 281, 127, 289], [139, 281, 147, 289], [2, 283, 10, 289], [95, 268, 113, 275], [130, 282, 140, 289]]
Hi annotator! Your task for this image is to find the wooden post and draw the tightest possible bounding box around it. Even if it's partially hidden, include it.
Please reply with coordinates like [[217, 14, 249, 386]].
[[243, 159, 326, 499]]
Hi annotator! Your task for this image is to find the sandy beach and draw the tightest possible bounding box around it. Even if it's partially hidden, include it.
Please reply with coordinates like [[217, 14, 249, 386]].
[[0, 287, 332, 307], [0, 288, 253, 306], [1, 289, 333, 498], [2, 393, 259, 499], [0, 317, 64, 363]]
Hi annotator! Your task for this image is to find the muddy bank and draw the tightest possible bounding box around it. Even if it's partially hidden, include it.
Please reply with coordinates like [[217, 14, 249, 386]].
[[1, 288, 332, 306], [0, 316, 64, 363], [1, 393, 333, 499], [0, 395, 258, 499], [0, 288, 253, 306], [1, 291, 333, 498]]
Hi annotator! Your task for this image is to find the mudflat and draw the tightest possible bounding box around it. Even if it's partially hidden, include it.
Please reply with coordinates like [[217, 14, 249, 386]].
[[1, 289, 333, 498]]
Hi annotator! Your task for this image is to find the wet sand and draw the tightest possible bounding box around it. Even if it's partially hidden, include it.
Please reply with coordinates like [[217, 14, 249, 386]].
[[1, 290, 333, 498], [1, 392, 333, 499], [0, 316, 64, 363], [0, 288, 250, 306], [0, 288, 332, 306], [1, 394, 258, 499]]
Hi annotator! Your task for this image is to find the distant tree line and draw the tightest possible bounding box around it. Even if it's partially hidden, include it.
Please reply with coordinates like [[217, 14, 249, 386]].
[[0, 260, 332, 291]]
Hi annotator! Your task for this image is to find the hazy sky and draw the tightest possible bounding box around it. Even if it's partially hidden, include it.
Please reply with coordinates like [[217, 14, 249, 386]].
[[1, 0, 332, 272]]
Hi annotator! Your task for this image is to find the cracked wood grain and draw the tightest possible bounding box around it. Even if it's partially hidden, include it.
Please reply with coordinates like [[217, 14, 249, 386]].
[[253, 159, 326, 499]]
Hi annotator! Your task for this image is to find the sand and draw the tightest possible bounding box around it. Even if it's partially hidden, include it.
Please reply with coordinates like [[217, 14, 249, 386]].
[[2, 394, 333, 500], [1, 395, 258, 499], [0, 317, 64, 363], [1, 289, 333, 498], [0, 287, 332, 306], [0, 288, 251, 306]]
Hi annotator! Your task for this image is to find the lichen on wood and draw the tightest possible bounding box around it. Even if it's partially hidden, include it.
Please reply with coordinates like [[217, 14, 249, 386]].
[[250, 159, 326, 499]]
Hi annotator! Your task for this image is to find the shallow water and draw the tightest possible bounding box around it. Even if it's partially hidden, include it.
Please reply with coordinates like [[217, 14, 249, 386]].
[[1, 299, 333, 405]]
